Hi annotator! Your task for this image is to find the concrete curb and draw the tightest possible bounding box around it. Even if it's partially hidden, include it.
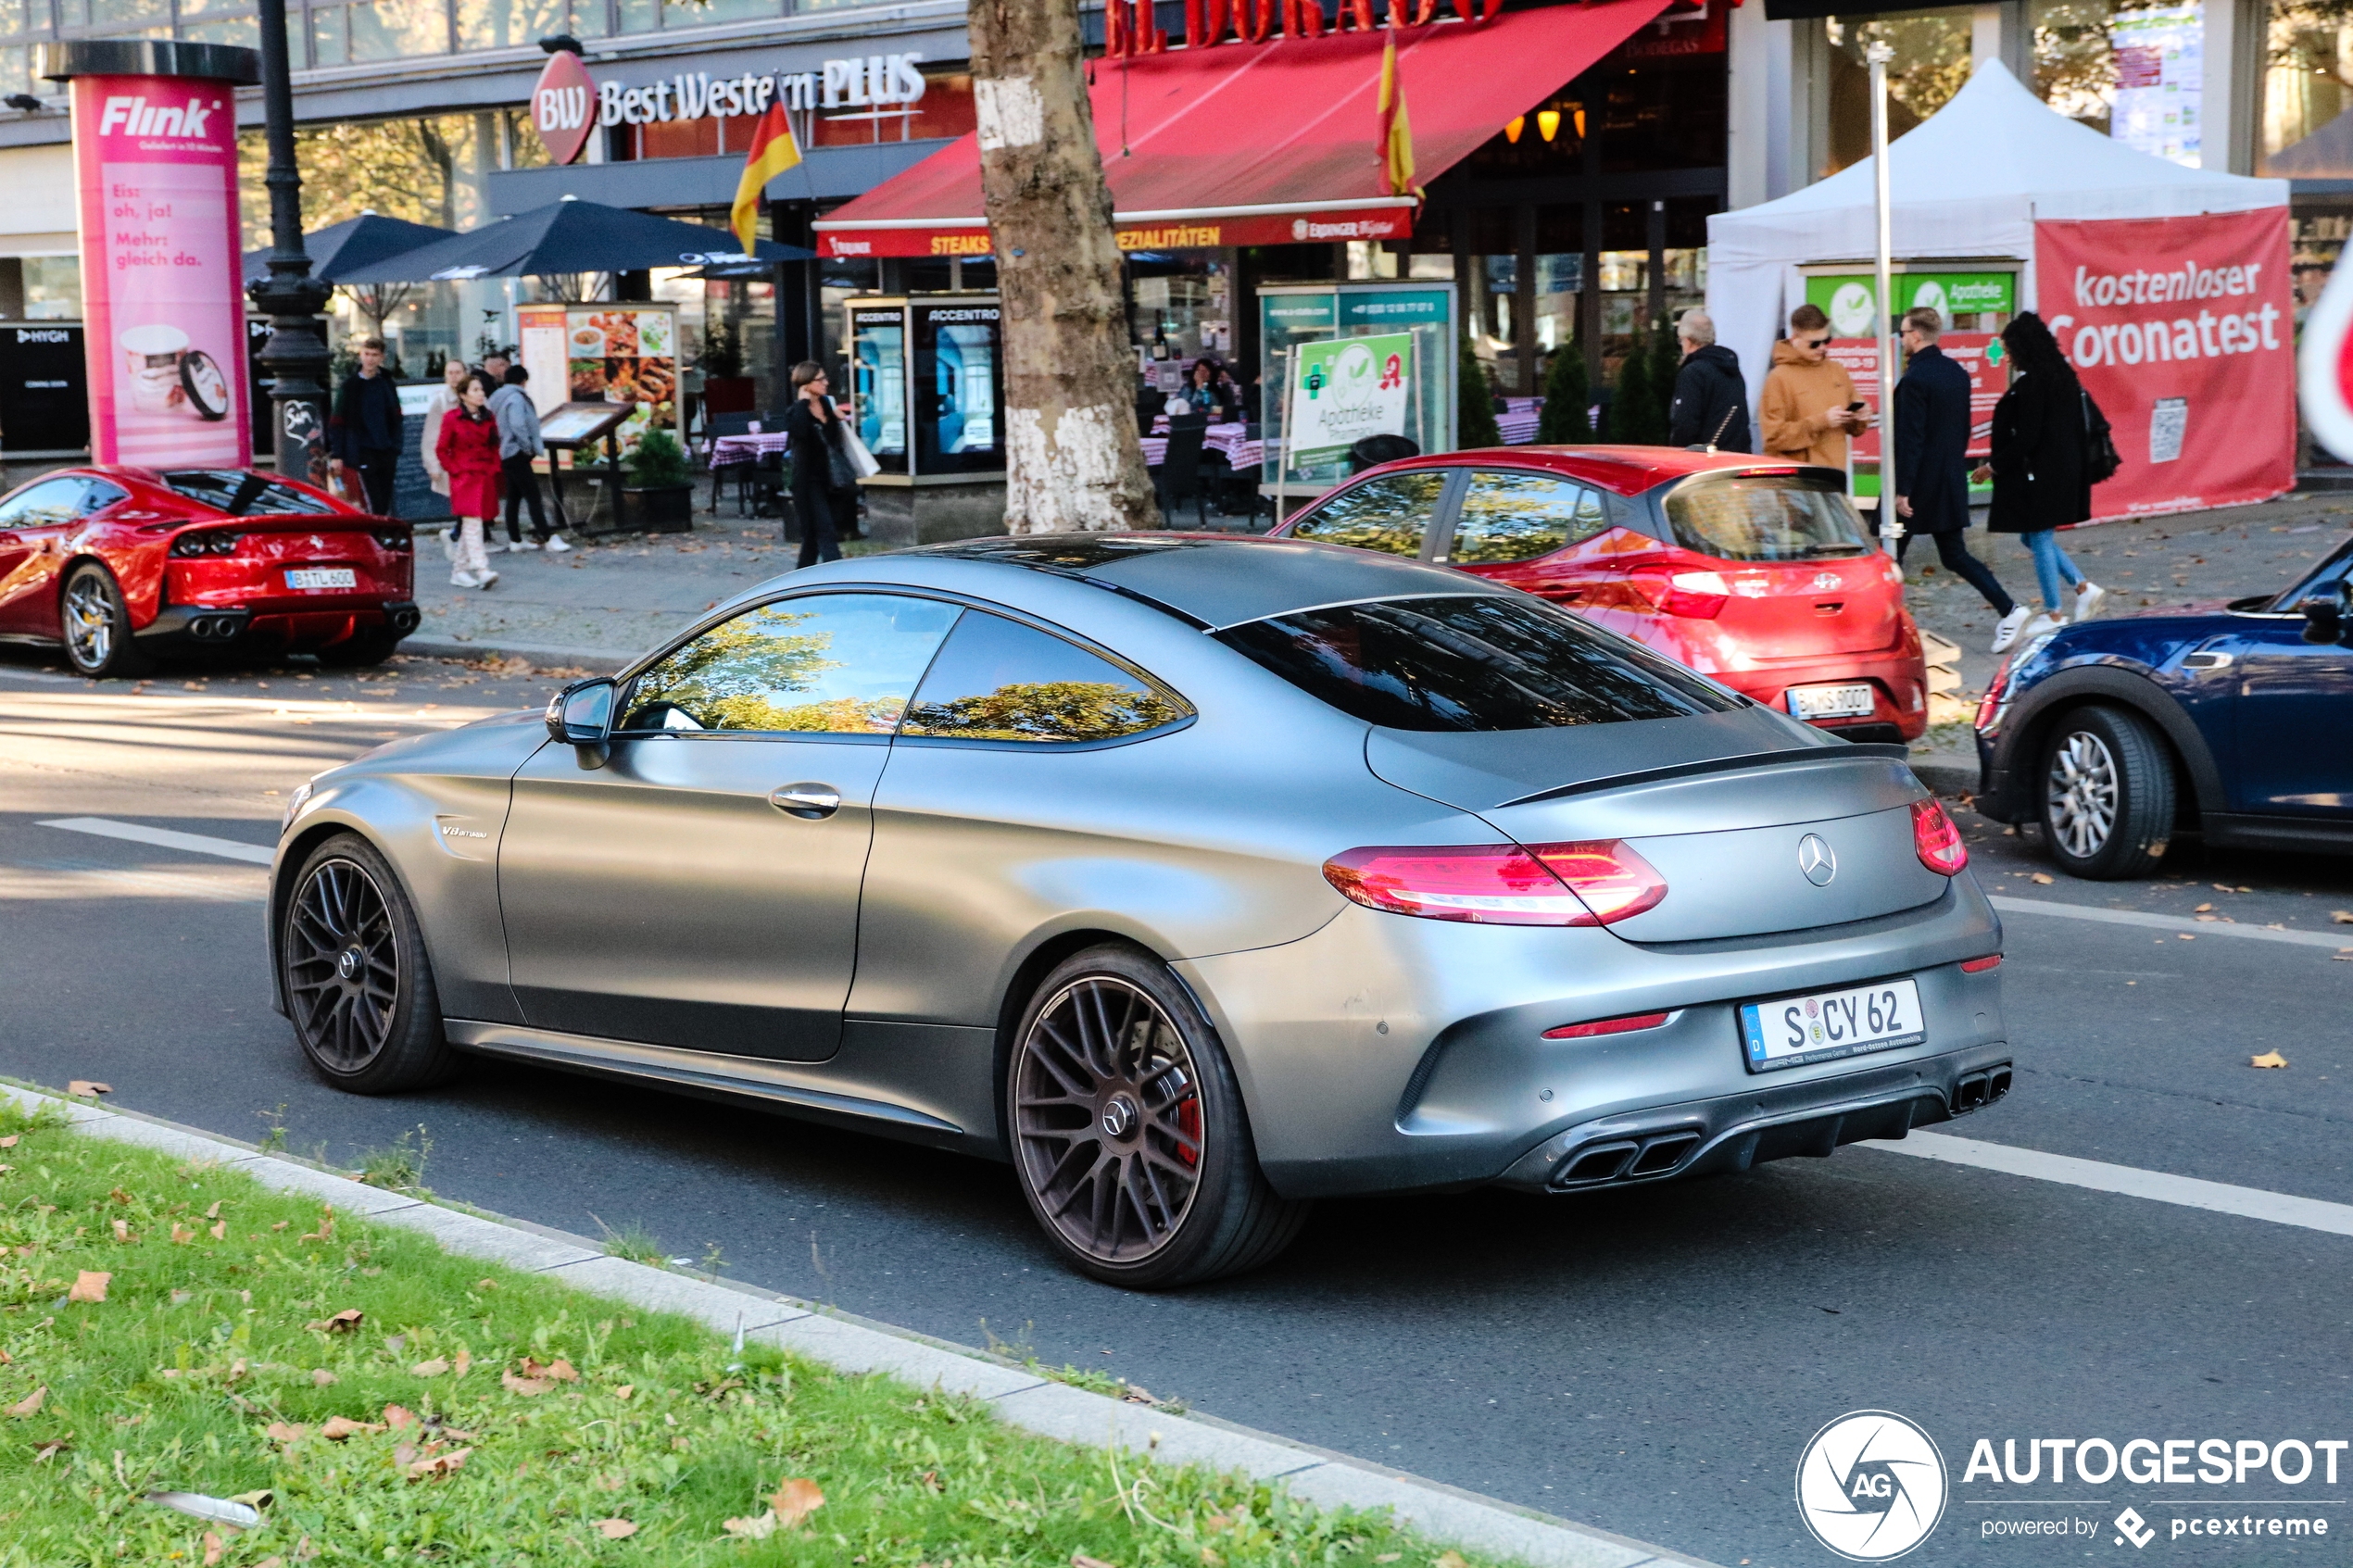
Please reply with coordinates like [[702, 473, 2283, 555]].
[[398, 637, 633, 673], [0, 1081, 1720, 1568]]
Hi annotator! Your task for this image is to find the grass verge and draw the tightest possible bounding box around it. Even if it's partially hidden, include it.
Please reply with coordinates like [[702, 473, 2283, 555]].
[[0, 1099, 1505, 1567]]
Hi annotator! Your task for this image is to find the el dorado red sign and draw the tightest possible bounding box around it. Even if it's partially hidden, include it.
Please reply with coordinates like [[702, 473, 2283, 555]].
[[531, 49, 597, 166], [2034, 210, 2295, 521]]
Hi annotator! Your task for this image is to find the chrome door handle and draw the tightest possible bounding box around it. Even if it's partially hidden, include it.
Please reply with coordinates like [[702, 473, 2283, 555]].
[[770, 783, 841, 820]]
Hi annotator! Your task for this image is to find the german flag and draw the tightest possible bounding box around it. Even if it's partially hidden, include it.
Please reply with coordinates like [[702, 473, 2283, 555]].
[[1376, 28, 1421, 202], [731, 100, 803, 255]]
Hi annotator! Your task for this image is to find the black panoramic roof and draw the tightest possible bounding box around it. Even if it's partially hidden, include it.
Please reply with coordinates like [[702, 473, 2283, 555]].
[[916, 533, 1496, 629]]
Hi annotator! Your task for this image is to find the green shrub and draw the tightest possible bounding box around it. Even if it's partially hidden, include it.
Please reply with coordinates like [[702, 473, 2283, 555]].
[[1457, 337, 1503, 450], [623, 427, 692, 489]]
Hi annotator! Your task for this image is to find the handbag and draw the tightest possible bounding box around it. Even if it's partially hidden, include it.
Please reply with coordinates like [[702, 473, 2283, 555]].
[[825, 426, 858, 493], [2081, 388, 2122, 484], [839, 422, 882, 480]]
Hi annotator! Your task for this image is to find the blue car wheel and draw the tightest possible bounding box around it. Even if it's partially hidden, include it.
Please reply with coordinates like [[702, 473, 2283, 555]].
[[2037, 704, 2174, 880]]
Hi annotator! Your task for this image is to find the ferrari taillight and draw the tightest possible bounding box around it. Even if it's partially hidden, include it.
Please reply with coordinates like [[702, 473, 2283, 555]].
[[1911, 798, 1969, 875], [1322, 839, 1666, 927], [169, 531, 241, 558]]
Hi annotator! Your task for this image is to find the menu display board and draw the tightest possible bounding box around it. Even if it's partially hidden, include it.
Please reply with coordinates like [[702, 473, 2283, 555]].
[[517, 301, 680, 462]]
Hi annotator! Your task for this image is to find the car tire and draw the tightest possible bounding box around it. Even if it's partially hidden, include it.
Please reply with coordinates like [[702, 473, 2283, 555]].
[[280, 833, 459, 1094], [318, 628, 401, 668], [2037, 704, 2174, 880], [1006, 945, 1309, 1289], [59, 562, 154, 680]]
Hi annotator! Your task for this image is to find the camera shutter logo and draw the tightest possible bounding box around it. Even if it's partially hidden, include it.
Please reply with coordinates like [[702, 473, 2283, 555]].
[[1794, 1410, 1947, 1561]]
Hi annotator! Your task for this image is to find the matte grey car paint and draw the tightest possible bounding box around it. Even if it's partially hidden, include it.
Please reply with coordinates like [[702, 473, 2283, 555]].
[[271, 537, 2007, 1201]]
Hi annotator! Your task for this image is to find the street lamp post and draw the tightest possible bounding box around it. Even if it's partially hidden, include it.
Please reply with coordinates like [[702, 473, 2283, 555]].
[[246, 0, 333, 487], [1867, 40, 1900, 551]]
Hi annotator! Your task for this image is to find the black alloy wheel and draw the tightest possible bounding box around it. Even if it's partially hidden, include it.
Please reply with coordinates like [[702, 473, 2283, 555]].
[[59, 562, 153, 679], [2037, 703, 2175, 881], [281, 834, 456, 1093], [1008, 945, 1307, 1288]]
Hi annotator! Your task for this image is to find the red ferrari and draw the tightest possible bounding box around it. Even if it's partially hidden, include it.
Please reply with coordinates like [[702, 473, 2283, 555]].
[[1270, 446, 1928, 743], [0, 466, 418, 679]]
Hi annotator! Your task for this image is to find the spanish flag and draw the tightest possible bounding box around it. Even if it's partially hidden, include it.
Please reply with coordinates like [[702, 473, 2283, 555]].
[[1376, 29, 1422, 201], [731, 100, 803, 254]]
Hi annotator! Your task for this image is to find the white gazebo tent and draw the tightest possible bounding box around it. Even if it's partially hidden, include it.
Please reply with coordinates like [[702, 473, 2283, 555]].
[[1705, 58, 2287, 421]]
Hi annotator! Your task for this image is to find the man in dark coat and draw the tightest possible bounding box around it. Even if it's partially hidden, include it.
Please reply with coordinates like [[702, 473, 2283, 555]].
[[1891, 307, 2020, 642], [328, 336, 403, 516], [1667, 308, 1750, 451]]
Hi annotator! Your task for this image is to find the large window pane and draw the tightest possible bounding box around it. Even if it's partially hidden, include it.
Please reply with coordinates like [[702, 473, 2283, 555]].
[[455, 0, 564, 51], [2032, 0, 2119, 132], [0, 46, 29, 96], [347, 0, 447, 60], [2266, 0, 2353, 174], [1823, 9, 1972, 174], [182, 13, 258, 44]]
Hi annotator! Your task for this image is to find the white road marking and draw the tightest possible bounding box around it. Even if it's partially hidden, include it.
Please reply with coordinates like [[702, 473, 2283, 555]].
[[38, 817, 275, 865], [1989, 894, 2352, 950], [1866, 1131, 2353, 1240], [0, 863, 268, 904]]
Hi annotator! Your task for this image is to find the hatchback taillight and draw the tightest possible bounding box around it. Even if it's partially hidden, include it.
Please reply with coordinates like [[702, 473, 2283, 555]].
[[1662, 571, 1730, 619], [1911, 798, 1969, 875], [1323, 839, 1667, 927]]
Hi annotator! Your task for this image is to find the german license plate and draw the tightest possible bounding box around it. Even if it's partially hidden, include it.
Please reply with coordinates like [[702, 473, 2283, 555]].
[[1741, 978, 1925, 1073], [284, 567, 356, 591], [1788, 683, 1876, 720]]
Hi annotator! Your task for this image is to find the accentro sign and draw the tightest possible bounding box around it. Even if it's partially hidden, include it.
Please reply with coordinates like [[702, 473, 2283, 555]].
[[529, 47, 927, 165]]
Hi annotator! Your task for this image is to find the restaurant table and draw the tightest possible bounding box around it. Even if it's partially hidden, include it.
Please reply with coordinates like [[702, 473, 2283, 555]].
[[1141, 433, 1265, 470], [710, 430, 790, 467]]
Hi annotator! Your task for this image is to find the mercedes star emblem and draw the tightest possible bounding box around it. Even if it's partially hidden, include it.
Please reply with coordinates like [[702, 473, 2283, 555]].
[[1798, 834, 1837, 886]]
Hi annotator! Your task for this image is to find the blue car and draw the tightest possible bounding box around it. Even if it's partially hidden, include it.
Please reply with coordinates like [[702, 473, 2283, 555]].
[[1973, 532, 2353, 879]]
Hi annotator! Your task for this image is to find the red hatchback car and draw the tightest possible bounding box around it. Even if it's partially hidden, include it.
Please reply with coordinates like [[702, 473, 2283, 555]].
[[0, 466, 418, 679], [1269, 446, 1928, 743]]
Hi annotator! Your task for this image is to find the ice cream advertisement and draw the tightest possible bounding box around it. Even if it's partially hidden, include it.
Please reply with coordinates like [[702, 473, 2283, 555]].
[[70, 72, 251, 469]]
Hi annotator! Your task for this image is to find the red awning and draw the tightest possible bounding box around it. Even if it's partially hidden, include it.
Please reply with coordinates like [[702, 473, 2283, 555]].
[[814, 0, 1674, 258]]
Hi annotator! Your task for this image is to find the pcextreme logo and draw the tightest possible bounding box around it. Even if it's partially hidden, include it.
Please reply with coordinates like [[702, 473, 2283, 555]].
[[1796, 1410, 1949, 1561]]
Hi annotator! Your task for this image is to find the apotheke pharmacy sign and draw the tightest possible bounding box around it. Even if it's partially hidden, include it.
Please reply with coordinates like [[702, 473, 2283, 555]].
[[530, 48, 929, 164]]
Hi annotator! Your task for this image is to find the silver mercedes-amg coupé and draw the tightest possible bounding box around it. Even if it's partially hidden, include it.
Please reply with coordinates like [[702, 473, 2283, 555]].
[[270, 533, 2009, 1287]]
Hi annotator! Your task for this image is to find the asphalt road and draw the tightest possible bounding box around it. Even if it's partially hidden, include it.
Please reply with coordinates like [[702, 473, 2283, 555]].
[[2, 648, 2348, 1568]]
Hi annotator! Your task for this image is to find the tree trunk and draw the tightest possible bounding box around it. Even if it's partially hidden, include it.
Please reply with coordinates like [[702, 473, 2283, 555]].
[[969, 0, 1161, 533]]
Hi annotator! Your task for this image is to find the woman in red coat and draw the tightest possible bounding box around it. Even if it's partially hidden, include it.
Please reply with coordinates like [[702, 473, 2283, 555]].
[[436, 371, 504, 589]]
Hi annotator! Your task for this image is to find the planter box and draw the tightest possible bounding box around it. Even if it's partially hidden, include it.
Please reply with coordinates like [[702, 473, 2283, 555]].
[[621, 483, 696, 533]]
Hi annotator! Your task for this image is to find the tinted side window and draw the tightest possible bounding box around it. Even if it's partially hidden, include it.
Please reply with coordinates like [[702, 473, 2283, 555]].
[[622, 594, 961, 734], [0, 478, 91, 527], [1288, 470, 1448, 558], [1215, 594, 1739, 732], [82, 479, 129, 512], [901, 611, 1189, 744], [1450, 471, 1608, 565]]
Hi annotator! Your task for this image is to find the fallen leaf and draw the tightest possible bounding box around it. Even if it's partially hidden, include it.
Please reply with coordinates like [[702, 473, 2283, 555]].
[[0, 1135, 16, 1148], [452, 1348, 471, 1377], [203, 1532, 225, 1566], [2178, 934, 2196, 941], [522, 1356, 578, 1384], [2195, 902, 2214, 912], [722, 1513, 779, 1540], [2029, 872, 2055, 884], [265, 1423, 308, 1443], [410, 1358, 449, 1378], [307, 1310, 363, 1334], [0, 1349, 9, 1364], [310, 1370, 337, 1388], [2333, 910, 2353, 924], [611, 1384, 632, 1400], [171, 1225, 195, 1245], [107, 1187, 132, 1205], [769, 1477, 824, 1527], [384, 1404, 419, 1429], [6, 1387, 47, 1418], [67, 1081, 110, 1098], [502, 1370, 555, 1398], [596, 1520, 638, 1539], [69, 1270, 109, 1303], [318, 1416, 384, 1441], [407, 1446, 471, 1481], [204, 1201, 221, 1220], [209, 1221, 226, 1241], [2196, 914, 2219, 922], [112, 1220, 133, 1243], [384, 1335, 407, 1357], [33, 1439, 68, 1462], [393, 1441, 419, 1468], [2251, 1050, 2289, 1069]]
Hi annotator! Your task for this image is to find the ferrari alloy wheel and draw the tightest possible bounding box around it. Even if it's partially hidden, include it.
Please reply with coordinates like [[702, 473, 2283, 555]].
[[2038, 704, 2173, 881], [60, 563, 152, 680], [1008, 946, 1307, 1288], [281, 834, 456, 1092]]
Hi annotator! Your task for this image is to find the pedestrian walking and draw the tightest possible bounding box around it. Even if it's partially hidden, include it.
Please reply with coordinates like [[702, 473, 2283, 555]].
[[1666, 308, 1749, 451], [1974, 311, 2108, 645], [491, 366, 571, 554], [1759, 304, 1867, 469], [781, 360, 849, 569], [1888, 306, 2024, 649], [435, 370, 503, 591], [327, 336, 403, 515], [419, 357, 468, 560]]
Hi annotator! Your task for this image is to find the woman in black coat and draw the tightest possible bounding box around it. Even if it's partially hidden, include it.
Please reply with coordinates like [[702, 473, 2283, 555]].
[[781, 360, 849, 570], [1974, 312, 2104, 633]]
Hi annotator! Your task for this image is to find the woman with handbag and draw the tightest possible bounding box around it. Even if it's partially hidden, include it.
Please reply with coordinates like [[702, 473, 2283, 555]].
[[782, 360, 849, 569], [434, 370, 504, 590], [418, 356, 470, 559], [1974, 312, 2107, 643]]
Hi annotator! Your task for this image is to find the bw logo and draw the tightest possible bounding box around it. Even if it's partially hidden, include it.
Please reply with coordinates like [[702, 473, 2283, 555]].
[[1795, 1410, 1948, 1561]]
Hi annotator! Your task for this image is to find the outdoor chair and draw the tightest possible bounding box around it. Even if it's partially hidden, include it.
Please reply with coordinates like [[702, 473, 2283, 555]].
[[1153, 415, 1213, 530], [706, 411, 754, 514]]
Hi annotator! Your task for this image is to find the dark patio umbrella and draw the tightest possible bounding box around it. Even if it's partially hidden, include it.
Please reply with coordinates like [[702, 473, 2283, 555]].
[[332, 198, 813, 284], [240, 212, 457, 291]]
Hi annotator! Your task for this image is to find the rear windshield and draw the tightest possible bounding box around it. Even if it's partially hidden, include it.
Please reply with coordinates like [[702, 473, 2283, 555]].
[[160, 470, 340, 517], [1663, 472, 1870, 561], [1214, 593, 1741, 732]]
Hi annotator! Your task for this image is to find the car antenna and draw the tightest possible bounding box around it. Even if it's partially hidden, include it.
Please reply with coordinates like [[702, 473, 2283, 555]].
[[1689, 405, 1742, 455]]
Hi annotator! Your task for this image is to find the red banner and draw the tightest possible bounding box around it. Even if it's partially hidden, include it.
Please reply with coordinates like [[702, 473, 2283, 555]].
[[1837, 332, 2002, 467], [2033, 211, 2294, 521]]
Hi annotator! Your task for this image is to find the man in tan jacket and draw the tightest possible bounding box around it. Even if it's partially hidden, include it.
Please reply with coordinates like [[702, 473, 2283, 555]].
[[1760, 303, 1869, 468]]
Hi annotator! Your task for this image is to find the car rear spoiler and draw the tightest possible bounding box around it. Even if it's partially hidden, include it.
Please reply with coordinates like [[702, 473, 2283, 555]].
[[1496, 743, 1913, 809]]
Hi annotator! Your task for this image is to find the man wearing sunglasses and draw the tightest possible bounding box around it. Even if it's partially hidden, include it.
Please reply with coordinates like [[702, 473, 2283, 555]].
[[1760, 303, 1869, 472]]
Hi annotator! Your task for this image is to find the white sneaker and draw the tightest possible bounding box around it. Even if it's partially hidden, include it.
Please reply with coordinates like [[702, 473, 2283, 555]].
[[1989, 605, 2034, 653], [510, 538, 542, 552], [439, 528, 457, 560], [477, 569, 498, 590], [483, 539, 509, 555], [450, 569, 483, 589], [2072, 581, 2108, 621], [544, 533, 573, 554], [2021, 611, 2065, 642]]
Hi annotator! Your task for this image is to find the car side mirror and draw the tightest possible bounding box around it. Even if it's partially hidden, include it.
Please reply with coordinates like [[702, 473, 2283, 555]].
[[546, 677, 616, 765], [2297, 582, 2351, 646]]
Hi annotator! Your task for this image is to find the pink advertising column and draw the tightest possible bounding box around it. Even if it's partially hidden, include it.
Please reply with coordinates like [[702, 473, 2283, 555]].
[[41, 42, 261, 469]]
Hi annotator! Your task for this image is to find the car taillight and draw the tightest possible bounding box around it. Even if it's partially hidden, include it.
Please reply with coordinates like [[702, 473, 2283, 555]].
[[1975, 659, 2011, 732], [1959, 954, 2002, 972], [1662, 570, 1730, 618], [169, 531, 241, 558], [1911, 798, 1968, 875], [1543, 1010, 1670, 1039], [1323, 839, 1666, 927]]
